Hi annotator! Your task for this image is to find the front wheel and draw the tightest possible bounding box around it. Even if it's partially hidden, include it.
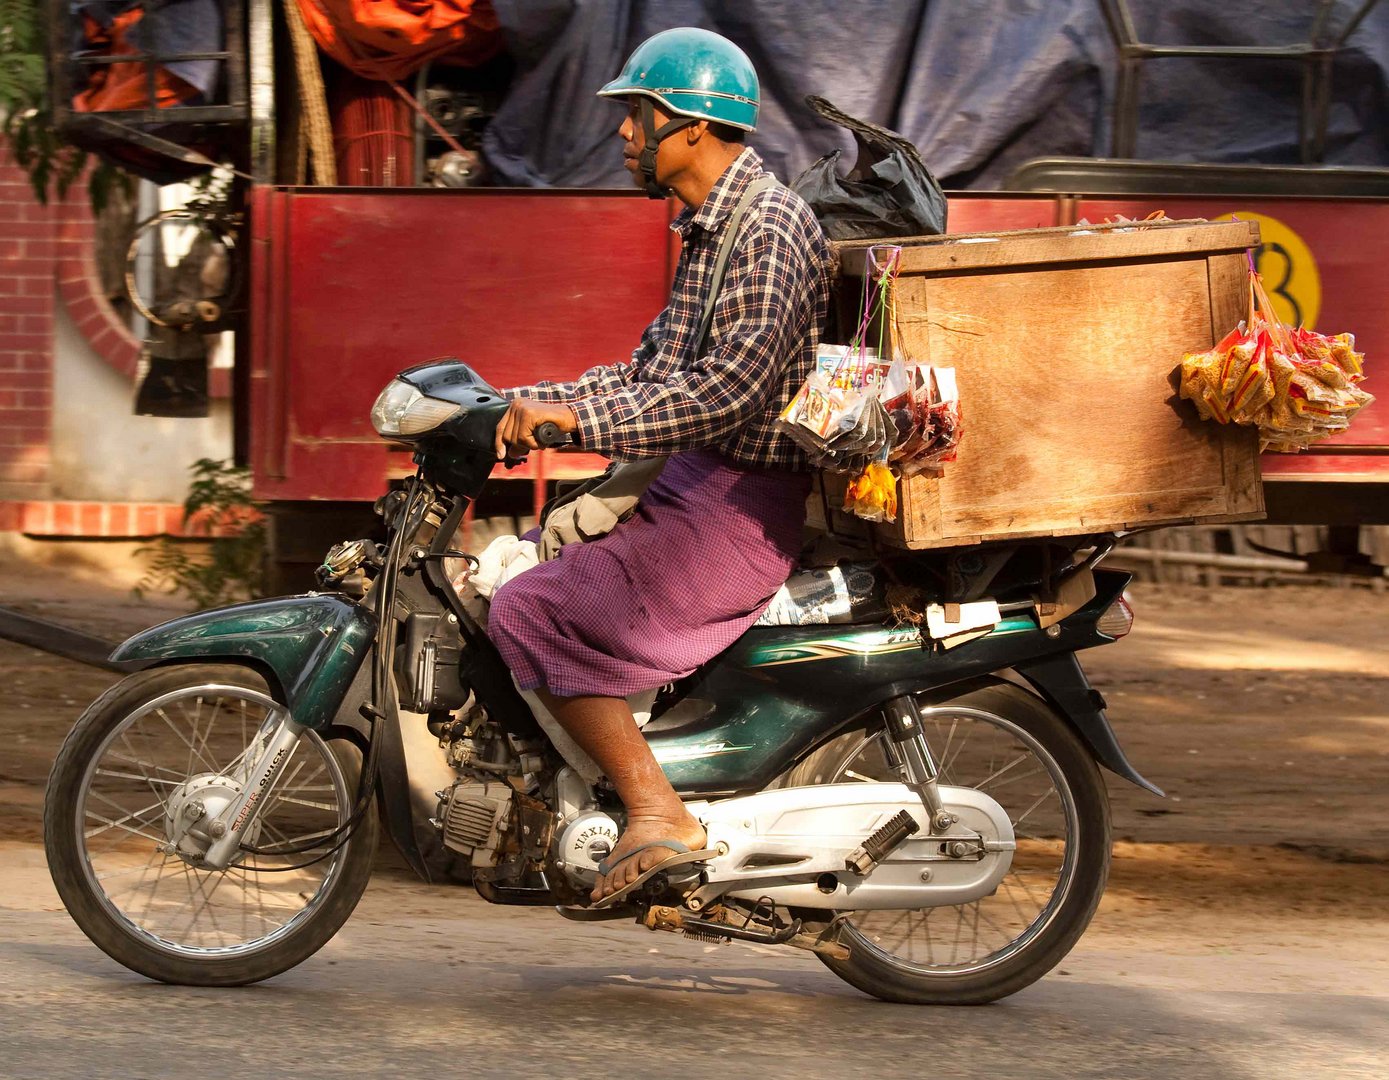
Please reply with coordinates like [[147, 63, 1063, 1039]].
[[782, 681, 1111, 1005], [45, 663, 377, 986]]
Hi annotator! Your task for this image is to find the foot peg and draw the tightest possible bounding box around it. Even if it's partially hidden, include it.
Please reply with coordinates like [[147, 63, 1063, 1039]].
[[845, 809, 919, 875], [643, 904, 852, 962]]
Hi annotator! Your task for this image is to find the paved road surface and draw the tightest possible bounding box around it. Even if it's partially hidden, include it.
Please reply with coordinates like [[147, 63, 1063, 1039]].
[[1, 845, 1383, 1080], [2, 576, 1386, 1079]]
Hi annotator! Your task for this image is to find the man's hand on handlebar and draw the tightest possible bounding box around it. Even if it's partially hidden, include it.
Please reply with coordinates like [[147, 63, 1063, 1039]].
[[494, 398, 579, 460]]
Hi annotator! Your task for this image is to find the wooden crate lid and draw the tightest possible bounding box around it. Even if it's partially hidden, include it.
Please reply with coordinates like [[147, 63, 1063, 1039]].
[[833, 218, 1260, 276]]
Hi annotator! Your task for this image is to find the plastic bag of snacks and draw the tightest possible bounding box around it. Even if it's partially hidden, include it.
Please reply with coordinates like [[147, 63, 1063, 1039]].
[[1180, 265, 1373, 451], [888, 365, 960, 477], [842, 461, 898, 522], [778, 356, 885, 472], [777, 246, 962, 521]]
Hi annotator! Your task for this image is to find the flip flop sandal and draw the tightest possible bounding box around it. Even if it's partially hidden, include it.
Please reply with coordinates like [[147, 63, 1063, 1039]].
[[591, 841, 720, 910]]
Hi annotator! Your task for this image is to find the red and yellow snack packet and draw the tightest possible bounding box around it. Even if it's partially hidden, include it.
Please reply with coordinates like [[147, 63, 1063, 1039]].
[[1180, 269, 1373, 451]]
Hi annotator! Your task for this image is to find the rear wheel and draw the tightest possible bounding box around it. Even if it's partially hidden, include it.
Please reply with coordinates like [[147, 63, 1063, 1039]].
[[782, 681, 1110, 1005], [45, 663, 377, 986]]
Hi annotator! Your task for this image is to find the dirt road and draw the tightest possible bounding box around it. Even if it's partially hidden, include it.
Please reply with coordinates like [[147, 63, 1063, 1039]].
[[0, 565, 1385, 1077]]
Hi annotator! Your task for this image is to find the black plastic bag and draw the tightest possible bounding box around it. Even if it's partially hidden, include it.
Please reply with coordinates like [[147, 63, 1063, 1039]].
[[791, 95, 948, 241]]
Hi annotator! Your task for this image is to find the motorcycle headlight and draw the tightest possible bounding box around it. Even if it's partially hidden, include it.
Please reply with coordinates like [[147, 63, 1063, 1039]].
[[370, 378, 461, 437]]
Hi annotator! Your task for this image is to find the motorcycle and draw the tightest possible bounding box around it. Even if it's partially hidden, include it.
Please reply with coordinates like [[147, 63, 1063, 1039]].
[[44, 359, 1161, 1004]]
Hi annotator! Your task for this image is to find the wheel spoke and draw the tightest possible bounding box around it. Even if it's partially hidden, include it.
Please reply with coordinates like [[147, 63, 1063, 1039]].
[[112, 733, 181, 802], [938, 720, 975, 779], [94, 767, 182, 787], [196, 696, 226, 770], [134, 850, 177, 926], [84, 803, 166, 845], [263, 794, 339, 814], [934, 716, 960, 781], [183, 868, 231, 945], [87, 787, 165, 821], [970, 751, 1031, 791], [1012, 786, 1059, 830], [156, 707, 221, 776], [974, 764, 1047, 794], [1001, 874, 1041, 927], [185, 695, 202, 777], [105, 750, 184, 780], [259, 825, 338, 849]]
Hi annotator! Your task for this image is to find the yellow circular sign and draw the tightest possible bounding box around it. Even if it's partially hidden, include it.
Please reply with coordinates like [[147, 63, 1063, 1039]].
[[1215, 211, 1321, 330]]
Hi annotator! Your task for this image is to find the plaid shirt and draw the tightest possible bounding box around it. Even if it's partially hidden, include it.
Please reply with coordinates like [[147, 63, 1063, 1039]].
[[508, 148, 829, 470]]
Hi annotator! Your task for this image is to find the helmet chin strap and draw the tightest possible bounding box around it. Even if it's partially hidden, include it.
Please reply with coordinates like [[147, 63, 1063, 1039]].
[[638, 96, 695, 199]]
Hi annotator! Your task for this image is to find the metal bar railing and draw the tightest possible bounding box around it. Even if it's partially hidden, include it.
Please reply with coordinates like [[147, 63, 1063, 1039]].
[[49, 0, 249, 131], [1098, 0, 1385, 163]]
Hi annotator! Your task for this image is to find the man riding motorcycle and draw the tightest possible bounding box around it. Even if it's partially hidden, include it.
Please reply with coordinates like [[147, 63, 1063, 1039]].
[[489, 27, 832, 906]]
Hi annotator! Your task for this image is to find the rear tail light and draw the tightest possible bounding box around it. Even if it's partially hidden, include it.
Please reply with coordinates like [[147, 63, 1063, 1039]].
[[1097, 593, 1135, 638]]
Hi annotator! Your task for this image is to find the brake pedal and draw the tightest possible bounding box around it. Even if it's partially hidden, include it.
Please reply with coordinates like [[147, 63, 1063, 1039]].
[[845, 809, 919, 875]]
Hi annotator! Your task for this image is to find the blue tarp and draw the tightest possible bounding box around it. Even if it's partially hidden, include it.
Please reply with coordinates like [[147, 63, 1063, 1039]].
[[481, 0, 1389, 189]]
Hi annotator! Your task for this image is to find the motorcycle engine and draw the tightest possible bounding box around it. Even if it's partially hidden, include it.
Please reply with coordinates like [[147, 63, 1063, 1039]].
[[436, 779, 511, 867], [435, 762, 618, 893]]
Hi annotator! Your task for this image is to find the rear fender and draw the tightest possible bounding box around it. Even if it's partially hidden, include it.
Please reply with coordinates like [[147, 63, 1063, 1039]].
[[1013, 652, 1164, 796], [110, 594, 376, 732]]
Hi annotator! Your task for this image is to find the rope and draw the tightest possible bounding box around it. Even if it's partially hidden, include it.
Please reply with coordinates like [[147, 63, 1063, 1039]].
[[282, 0, 338, 184]]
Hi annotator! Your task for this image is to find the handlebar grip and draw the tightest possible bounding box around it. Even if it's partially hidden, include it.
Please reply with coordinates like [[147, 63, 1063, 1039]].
[[533, 421, 572, 448]]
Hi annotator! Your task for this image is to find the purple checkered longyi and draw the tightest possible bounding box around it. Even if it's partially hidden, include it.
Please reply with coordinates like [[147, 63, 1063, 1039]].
[[488, 449, 811, 697]]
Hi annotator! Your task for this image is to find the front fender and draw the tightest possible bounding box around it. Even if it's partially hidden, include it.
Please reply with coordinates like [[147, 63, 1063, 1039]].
[[111, 594, 376, 732]]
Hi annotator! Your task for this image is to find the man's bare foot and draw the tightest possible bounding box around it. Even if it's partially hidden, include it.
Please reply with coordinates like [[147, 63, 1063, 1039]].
[[591, 811, 707, 903]]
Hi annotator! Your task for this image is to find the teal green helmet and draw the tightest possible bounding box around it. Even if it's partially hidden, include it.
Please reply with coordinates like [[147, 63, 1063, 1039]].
[[598, 27, 760, 132]]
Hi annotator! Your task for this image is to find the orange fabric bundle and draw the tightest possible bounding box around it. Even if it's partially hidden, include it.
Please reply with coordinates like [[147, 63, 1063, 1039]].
[[297, 0, 504, 80], [1180, 269, 1374, 452], [72, 9, 201, 113]]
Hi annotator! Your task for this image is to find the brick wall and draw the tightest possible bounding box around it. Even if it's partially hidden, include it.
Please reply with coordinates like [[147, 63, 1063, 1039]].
[[0, 140, 57, 499]]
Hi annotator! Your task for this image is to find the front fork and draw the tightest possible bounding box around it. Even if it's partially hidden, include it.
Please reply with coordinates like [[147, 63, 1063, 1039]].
[[198, 713, 307, 869], [881, 695, 957, 834]]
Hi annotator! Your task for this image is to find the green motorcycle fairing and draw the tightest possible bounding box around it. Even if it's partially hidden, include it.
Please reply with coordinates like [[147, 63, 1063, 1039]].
[[109, 594, 376, 731], [645, 570, 1133, 794]]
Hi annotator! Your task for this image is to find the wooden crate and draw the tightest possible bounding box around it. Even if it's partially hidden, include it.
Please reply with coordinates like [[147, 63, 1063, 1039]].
[[812, 218, 1266, 549]]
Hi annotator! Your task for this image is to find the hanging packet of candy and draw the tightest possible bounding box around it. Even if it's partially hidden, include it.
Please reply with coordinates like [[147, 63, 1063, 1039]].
[[780, 370, 852, 440], [920, 366, 962, 469], [843, 460, 898, 522], [891, 366, 961, 476], [1180, 263, 1373, 451], [879, 359, 916, 445], [816, 343, 894, 395], [777, 345, 897, 472]]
